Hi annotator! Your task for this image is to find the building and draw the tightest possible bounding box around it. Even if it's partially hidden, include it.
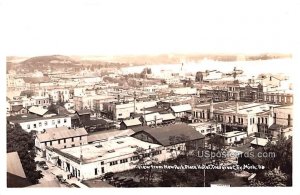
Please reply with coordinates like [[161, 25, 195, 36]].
[[263, 91, 293, 105], [120, 118, 142, 130], [219, 131, 248, 145], [35, 126, 88, 156], [188, 122, 222, 136], [250, 137, 269, 148], [7, 152, 31, 187], [103, 101, 157, 121], [7, 112, 72, 133], [267, 105, 293, 138], [140, 112, 163, 126], [45, 134, 165, 180], [170, 104, 192, 118], [132, 124, 205, 150], [193, 101, 279, 135]]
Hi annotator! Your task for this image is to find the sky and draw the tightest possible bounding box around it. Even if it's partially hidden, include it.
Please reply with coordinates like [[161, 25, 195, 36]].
[[0, 0, 298, 56]]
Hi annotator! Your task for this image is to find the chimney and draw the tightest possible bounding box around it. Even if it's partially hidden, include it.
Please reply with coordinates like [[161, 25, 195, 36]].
[[209, 99, 214, 120], [236, 101, 239, 114]]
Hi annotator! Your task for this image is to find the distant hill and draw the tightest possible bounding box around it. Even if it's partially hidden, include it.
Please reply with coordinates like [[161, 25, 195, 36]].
[[21, 55, 79, 65], [7, 55, 81, 73]]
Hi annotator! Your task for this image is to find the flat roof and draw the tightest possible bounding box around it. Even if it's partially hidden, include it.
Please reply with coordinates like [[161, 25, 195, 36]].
[[220, 131, 247, 138], [194, 101, 280, 115], [60, 136, 161, 163], [7, 113, 70, 123]]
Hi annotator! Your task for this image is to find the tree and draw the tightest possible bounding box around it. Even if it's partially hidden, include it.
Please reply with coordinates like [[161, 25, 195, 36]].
[[260, 136, 292, 185], [7, 124, 43, 184], [250, 168, 288, 187], [133, 147, 158, 187]]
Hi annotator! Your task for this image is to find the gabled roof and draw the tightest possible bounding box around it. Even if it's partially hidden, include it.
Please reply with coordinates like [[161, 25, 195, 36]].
[[28, 106, 48, 116], [133, 124, 205, 146], [170, 104, 192, 113], [122, 118, 142, 127], [160, 113, 176, 121], [36, 127, 87, 142]]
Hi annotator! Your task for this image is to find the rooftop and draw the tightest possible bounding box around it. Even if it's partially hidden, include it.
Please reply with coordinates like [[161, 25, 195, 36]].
[[170, 104, 192, 113], [60, 136, 161, 163], [136, 124, 205, 146], [122, 118, 142, 127], [36, 127, 87, 142], [7, 113, 70, 123], [87, 129, 135, 143]]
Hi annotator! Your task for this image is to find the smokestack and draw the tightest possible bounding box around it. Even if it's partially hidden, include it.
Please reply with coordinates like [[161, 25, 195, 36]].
[[236, 101, 239, 114], [209, 99, 214, 120]]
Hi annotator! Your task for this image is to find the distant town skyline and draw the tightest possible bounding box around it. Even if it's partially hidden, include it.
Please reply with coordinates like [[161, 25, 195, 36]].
[[2, 0, 296, 56]]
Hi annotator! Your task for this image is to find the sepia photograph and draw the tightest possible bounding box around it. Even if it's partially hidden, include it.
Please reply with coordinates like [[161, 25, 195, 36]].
[[1, 0, 299, 194]]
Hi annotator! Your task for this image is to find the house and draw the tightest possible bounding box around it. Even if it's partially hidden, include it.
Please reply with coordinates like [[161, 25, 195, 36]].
[[170, 104, 192, 118], [35, 126, 88, 157], [7, 152, 31, 187], [120, 118, 142, 130], [10, 105, 28, 116]]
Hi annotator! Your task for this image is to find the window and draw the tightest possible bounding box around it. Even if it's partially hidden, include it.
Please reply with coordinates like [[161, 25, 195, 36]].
[[109, 161, 118, 166], [101, 167, 105, 174], [44, 121, 48, 126], [120, 159, 128, 164], [118, 113, 122, 116], [95, 168, 98, 175], [130, 156, 139, 161], [71, 144, 75, 147], [57, 119, 61, 124], [71, 137, 74, 142], [64, 118, 67, 123], [45, 142, 47, 146], [101, 161, 104, 165], [64, 139, 66, 143], [52, 120, 55, 125], [265, 118, 268, 124], [64, 146, 66, 148], [27, 124, 30, 129], [58, 140, 61, 144], [39, 122, 42, 127], [288, 114, 291, 126], [79, 136, 82, 140], [258, 118, 260, 124], [50, 141, 52, 146]]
